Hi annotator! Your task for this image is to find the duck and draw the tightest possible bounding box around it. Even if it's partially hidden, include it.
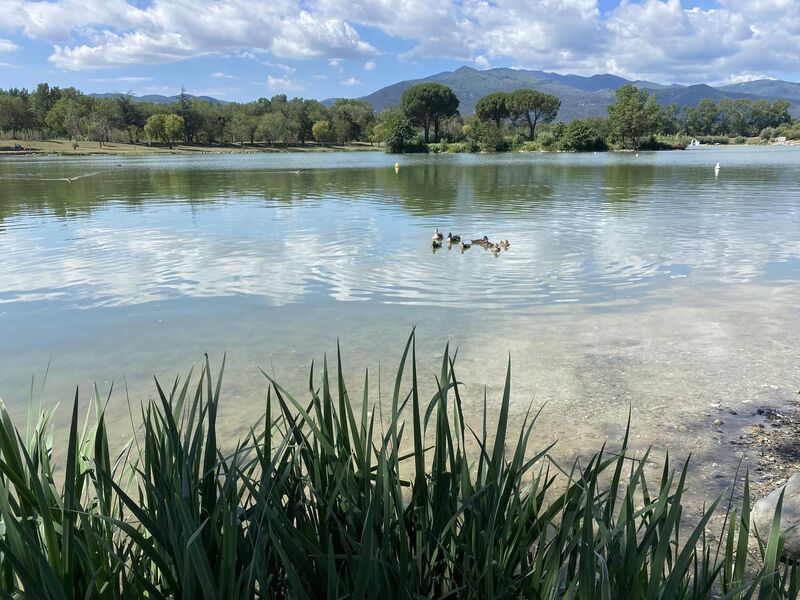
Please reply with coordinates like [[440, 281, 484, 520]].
[[497, 240, 510, 249], [432, 227, 444, 242], [471, 235, 491, 246], [459, 240, 471, 252], [432, 239, 443, 250], [447, 232, 461, 243], [490, 244, 502, 254]]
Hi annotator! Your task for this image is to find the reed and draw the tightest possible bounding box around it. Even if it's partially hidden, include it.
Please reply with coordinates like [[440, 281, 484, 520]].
[[0, 332, 796, 598]]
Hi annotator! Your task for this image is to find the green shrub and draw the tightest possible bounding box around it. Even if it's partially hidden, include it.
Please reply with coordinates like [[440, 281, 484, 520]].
[[559, 118, 609, 151], [0, 333, 796, 597]]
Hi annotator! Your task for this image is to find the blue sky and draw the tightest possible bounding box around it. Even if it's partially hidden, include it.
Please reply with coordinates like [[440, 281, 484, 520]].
[[1, 0, 798, 101]]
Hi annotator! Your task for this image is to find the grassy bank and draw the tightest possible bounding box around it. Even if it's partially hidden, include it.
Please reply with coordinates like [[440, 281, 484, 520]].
[[0, 138, 379, 157], [423, 135, 773, 154], [0, 333, 797, 597]]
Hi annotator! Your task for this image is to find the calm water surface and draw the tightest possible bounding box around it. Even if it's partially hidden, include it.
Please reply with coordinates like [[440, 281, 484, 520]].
[[1, 147, 799, 491]]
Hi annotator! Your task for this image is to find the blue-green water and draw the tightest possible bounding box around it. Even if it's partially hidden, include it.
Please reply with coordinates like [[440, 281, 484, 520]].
[[1, 148, 799, 473]]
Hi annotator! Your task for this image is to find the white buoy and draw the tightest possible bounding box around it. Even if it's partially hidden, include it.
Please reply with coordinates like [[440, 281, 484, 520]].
[[714, 162, 720, 175]]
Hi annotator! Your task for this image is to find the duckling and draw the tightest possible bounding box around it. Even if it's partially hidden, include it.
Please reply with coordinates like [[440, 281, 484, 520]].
[[497, 239, 510, 249], [447, 232, 461, 243], [490, 244, 502, 255], [432, 227, 444, 242]]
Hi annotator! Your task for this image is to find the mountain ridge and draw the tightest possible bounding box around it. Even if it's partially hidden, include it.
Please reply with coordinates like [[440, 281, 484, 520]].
[[335, 66, 800, 120], [90, 92, 227, 105]]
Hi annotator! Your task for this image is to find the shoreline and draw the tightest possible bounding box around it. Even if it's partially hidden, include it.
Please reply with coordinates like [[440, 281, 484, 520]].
[[3, 138, 796, 159], [0, 139, 381, 157]]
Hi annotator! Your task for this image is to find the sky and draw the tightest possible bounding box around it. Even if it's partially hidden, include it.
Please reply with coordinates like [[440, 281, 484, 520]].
[[0, 0, 798, 101]]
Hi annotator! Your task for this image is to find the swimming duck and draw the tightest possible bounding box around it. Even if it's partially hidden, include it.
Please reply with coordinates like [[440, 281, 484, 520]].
[[432, 227, 444, 241], [460, 240, 471, 252], [471, 235, 491, 246], [432, 239, 442, 249], [497, 240, 510, 249], [490, 244, 502, 254], [447, 232, 461, 243]]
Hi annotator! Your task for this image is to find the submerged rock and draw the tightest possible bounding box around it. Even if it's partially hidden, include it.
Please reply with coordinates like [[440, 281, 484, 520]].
[[752, 472, 800, 560]]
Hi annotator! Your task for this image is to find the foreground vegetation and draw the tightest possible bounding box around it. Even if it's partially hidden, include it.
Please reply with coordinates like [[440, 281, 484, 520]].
[[0, 333, 797, 598]]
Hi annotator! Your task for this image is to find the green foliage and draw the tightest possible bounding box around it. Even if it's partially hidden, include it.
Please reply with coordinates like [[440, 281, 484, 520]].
[[607, 84, 662, 149], [0, 83, 380, 147], [507, 88, 561, 140], [45, 96, 86, 139], [0, 333, 798, 597], [227, 110, 258, 145], [144, 113, 184, 148], [401, 82, 459, 143], [311, 119, 336, 145], [385, 117, 415, 153], [0, 93, 32, 138], [464, 116, 508, 152], [683, 98, 792, 137], [537, 122, 567, 149], [783, 122, 800, 140], [330, 99, 375, 144], [475, 92, 510, 125], [163, 114, 184, 147], [560, 118, 609, 151], [256, 112, 292, 146]]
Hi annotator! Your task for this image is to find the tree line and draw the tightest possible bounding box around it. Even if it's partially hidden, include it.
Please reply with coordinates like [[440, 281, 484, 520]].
[[381, 83, 796, 152], [1, 81, 796, 152], [0, 84, 376, 148]]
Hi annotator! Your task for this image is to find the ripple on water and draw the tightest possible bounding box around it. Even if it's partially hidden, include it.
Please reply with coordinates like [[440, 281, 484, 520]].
[[0, 148, 799, 311]]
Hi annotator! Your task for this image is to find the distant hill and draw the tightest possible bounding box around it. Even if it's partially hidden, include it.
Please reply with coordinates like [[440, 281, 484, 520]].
[[91, 93, 227, 105], [718, 79, 800, 103], [343, 66, 800, 120]]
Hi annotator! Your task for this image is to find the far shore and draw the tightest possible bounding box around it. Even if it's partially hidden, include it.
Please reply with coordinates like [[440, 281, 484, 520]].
[[0, 139, 381, 157], [2, 137, 796, 158]]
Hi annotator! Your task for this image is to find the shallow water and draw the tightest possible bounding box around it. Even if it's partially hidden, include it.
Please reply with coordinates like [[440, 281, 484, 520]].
[[1, 147, 799, 498]]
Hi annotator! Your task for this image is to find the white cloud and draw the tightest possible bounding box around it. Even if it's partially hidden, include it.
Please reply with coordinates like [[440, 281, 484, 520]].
[[267, 74, 304, 90], [341, 76, 360, 86], [212, 71, 238, 79], [264, 61, 295, 74], [3, 0, 375, 70], [1, 0, 799, 82], [89, 75, 151, 82], [311, 0, 800, 83], [0, 39, 19, 53], [714, 72, 776, 86]]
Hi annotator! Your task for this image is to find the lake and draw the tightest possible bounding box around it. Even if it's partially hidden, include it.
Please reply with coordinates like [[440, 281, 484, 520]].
[[1, 147, 799, 490]]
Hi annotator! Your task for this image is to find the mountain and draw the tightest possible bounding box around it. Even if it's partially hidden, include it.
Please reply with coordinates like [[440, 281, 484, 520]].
[[351, 66, 800, 120], [91, 93, 227, 105], [718, 79, 800, 103]]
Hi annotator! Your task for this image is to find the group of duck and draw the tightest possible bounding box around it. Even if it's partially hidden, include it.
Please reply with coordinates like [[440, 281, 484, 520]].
[[431, 228, 510, 255]]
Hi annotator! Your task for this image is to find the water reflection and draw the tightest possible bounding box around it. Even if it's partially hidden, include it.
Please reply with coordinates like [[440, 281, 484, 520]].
[[1, 149, 799, 311]]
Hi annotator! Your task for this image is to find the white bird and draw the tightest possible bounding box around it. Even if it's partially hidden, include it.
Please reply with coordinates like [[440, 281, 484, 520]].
[[714, 162, 720, 175]]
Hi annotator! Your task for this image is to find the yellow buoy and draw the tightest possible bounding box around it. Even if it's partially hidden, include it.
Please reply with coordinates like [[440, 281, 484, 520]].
[[394, 161, 400, 173]]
